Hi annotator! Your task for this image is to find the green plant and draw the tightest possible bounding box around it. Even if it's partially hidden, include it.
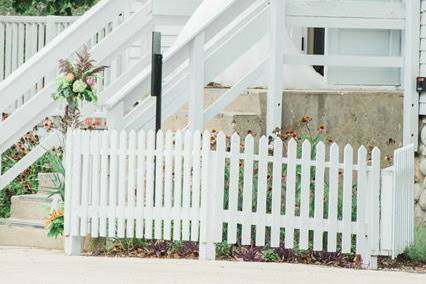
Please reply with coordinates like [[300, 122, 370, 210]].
[[405, 227, 426, 263], [216, 242, 232, 259], [12, 0, 98, 16], [261, 248, 279, 262], [168, 241, 183, 254], [45, 208, 64, 238]]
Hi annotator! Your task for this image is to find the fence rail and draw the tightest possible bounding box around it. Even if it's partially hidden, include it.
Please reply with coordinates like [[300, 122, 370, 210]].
[[63, 129, 414, 269]]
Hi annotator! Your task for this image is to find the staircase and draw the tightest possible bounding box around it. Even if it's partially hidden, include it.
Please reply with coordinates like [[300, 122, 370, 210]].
[[0, 0, 412, 249], [0, 174, 63, 249]]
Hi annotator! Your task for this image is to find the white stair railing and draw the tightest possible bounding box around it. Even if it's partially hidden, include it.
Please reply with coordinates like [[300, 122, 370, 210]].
[[104, 0, 407, 135], [0, 0, 201, 192]]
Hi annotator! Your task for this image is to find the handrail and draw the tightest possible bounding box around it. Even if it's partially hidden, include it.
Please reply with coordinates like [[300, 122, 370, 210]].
[[0, 0, 125, 115]]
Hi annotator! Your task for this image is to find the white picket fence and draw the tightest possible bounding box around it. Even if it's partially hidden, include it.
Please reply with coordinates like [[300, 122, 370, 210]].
[[64, 130, 414, 269]]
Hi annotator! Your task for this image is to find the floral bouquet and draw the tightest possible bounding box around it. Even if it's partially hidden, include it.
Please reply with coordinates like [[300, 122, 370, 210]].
[[53, 46, 108, 123], [45, 209, 64, 238]]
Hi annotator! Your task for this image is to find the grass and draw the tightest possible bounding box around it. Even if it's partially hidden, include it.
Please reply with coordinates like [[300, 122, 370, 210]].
[[405, 227, 426, 263]]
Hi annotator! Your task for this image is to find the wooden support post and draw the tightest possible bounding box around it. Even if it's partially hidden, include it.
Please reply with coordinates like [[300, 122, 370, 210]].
[[64, 236, 83, 256], [403, 0, 420, 149], [188, 32, 205, 132], [266, 0, 285, 135]]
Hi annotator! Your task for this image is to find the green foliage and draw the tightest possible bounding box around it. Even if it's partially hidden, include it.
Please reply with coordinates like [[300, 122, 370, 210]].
[[11, 0, 97, 16], [168, 241, 183, 254], [405, 227, 426, 263], [261, 249, 280, 262], [46, 209, 64, 238], [216, 242, 232, 259]]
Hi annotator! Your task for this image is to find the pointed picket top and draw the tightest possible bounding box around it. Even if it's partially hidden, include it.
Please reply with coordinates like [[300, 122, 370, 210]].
[[329, 142, 339, 156], [202, 130, 211, 151], [137, 129, 146, 148], [216, 131, 226, 152], [230, 132, 241, 152], [273, 136, 283, 154], [146, 130, 155, 150], [184, 129, 192, 143], [259, 135, 268, 155], [371, 147, 381, 167], [301, 139, 311, 156], [244, 133, 254, 145], [287, 138, 297, 155], [343, 144, 353, 164], [316, 141, 325, 154], [129, 130, 137, 145]]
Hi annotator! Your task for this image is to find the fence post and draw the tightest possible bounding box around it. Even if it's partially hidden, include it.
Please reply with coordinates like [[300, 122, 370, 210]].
[[363, 148, 381, 269], [266, 0, 285, 135], [64, 130, 83, 256], [199, 131, 216, 260]]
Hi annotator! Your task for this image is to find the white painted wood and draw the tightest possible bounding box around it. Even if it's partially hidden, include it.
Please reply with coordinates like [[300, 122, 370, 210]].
[[357, 146, 368, 259], [313, 142, 325, 251], [64, 131, 73, 237], [80, 132, 90, 237], [154, 130, 164, 240], [191, 131, 202, 241], [214, 132, 227, 242], [241, 135, 254, 246], [90, 132, 101, 238], [255, 136, 268, 246], [126, 130, 137, 238], [227, 133, 240, 245], [163, 131, 174, 240], [173, 131, 183, 240], [117, 131, 127, 238], [182, 131, 192, 240], [99, 131, 109, 237], [271, 137, 283, 247], [71, 131, 82, 237], [136, 130, 146, 239], [285, 139, 297, 249], [342, 144, 353, 254], [299, 140, 311, 250], [266, 0, 285, 135], [108, 130, 118, 237], [144, 130, 156, 239], [327, 143, 339, 252], [188, 32, 205, 131]]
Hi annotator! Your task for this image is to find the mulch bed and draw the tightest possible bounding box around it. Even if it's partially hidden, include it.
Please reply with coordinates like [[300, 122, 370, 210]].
[[87, 240, 425, 273]]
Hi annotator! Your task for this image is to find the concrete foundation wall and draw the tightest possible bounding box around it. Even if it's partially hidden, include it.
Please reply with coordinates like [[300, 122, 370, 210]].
[[281, 90, 404, 164]]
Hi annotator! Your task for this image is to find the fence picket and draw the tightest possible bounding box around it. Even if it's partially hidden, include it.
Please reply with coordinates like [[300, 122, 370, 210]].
[[342, 145, 354, 253], [191, 131, 202, 242], [313, 142, 326, 251], [285, 139, 297, 249], [163, 131, 174, 240], [369, 148, 381, 254], [64, 131, 73, 236], [80, 132, 90, 236], [327, 143, 339, 252], [228, 133, 240, 244], [241, 135, 254, 245], [299, 140, 311, 250], [215, 132, 226, 242], [154, 130, 164, 239], [144, 131, 155, 239], [117, 131, 127, 238], [136, 130, 146, 239], [108, 130, 118, 237], [182, 131, 192, 240], [255, 136, 268, 246], [173, 131, 183, 240], [99, 131, 109, 237], [356, 146, 368, 256], [126, 131, 137, 238], [71, 131, 82, 236], [271, 138, 283, 247], [90, 132, 101, 238]]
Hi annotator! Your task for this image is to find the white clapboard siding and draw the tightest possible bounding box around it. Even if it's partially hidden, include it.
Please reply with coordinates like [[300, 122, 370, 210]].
[[65, 130, 414, 266]]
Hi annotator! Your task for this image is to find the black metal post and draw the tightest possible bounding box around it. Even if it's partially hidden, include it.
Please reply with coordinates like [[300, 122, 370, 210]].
[[151, 31, 163, 133]]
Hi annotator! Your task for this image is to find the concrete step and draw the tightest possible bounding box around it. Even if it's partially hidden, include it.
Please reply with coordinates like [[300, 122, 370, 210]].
[[10, 194, 53, 221], [0, 218, 63, 250]]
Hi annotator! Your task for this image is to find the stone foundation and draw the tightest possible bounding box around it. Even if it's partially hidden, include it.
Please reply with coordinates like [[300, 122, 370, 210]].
[[415, 118, 426, 225]]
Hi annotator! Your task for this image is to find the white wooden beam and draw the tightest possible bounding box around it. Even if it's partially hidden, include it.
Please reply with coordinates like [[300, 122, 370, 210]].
[[267, 0, 285, 135], [188, 32, 205, 131], [403, 0, 420, 148]]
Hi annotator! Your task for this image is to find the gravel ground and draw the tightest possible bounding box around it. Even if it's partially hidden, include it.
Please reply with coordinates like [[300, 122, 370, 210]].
[[0, 246, 425, 284]]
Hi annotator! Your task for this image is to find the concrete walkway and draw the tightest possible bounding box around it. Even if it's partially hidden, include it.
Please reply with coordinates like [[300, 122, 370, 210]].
[[0, 247, 424, 284]]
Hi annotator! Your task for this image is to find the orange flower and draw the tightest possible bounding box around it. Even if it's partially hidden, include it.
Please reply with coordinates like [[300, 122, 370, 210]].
[[66, 73, 75, 81]]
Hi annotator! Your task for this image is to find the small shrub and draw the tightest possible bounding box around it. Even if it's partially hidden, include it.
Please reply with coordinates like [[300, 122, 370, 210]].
[[168, 241, 183, 254], [262, 249, 279, 262], [405, 227, 426, 263], [216, 242, 232, 259]]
